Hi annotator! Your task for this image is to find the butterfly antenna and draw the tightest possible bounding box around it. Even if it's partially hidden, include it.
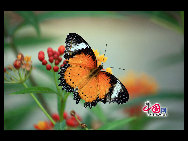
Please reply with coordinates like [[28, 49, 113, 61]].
[[101, 44, 108, 67], [104, 44, 107, 57], [110, 67, 126, 71]]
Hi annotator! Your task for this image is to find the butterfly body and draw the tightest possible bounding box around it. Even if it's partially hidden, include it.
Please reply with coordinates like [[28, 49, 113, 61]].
[[58, 33, 129, 108]]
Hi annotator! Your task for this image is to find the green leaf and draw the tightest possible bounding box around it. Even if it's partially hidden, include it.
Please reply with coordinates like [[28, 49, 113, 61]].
[[128, 116, 151, 130], [4, 101, 36, 130], [54, 120, 66, 130], [98, 117, 136, 130], [14, 11, 40, 36], [150, 11, 183, 33], [151, 11, 180, 26], [10, 87, 57, 95]]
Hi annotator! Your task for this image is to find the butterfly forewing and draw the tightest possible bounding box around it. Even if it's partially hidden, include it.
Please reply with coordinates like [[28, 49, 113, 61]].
[[64, 33, 91, 59]]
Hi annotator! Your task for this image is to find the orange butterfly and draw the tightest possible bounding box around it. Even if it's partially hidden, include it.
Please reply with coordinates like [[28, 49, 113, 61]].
[[58, 33, 129, 108]]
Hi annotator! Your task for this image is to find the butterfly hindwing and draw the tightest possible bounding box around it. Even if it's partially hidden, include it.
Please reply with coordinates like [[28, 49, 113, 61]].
[[97, 72, 129, 105]]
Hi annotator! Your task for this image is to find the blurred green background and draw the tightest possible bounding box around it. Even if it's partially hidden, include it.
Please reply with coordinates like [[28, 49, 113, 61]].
[[4, 11, 184, 130]]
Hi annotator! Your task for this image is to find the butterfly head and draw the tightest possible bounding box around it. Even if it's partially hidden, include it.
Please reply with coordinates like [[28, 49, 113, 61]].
[[98, 64, 103, 70]]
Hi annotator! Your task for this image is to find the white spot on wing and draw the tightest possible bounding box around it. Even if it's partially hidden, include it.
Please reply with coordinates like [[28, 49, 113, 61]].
[[70, 43, 89, 52], [111, 80, 122, 98]]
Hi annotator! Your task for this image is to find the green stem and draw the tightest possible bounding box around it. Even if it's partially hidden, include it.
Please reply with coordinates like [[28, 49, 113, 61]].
[[8, 31, 51, 115], [59, 96, 64, 121], [53, 66, 61, 94], [22, 82, 55, 125], [60, 91, 69, 121], [6, 71, 19, 81], [53, 66, 64, 121], [53, 65, 69, 122], [18, 69, 23, 81], [4, 81, 18, 84]]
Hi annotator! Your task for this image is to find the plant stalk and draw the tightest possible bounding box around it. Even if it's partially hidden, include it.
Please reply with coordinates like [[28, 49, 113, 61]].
[[8, 35, 52, 115], [22, 82, 55, 125]]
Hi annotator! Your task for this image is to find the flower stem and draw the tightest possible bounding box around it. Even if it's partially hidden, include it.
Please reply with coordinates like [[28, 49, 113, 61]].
[[74, 114, 89, 130], [22, 82, 55, 125], [53, 66, 65, 121], [6, 71, 19, 81], [59, 91, 69, 121], [8, 34, 51, 115]]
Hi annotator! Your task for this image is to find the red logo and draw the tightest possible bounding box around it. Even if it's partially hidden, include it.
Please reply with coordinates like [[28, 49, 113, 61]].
[[142, 101, 167, 117], [143, 103, 160, 113]]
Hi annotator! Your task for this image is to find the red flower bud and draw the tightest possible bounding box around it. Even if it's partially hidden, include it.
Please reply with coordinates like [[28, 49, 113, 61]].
[[56, 51, 60, 56], [53, 50, 57, 55], [13, 60, 21, 69], [38, 51, 44, 55], [47, 47, 53, 53], [53, 54, 58, 60], [58, 57, 62, 62], [46, 64, 51, 70], [58, 45, 65, 55], [52, 114, 60, 122], [48, 51, 53, 57], [42, 60, 47, 65], [4, 68, 6, 72], [63, 112, 68, 120], [49, 56, 54, 63], [55, 60, 59, 65], [53, 66, 59, 72], [38, 54, 45, 62], [66, 118, 76, 127]]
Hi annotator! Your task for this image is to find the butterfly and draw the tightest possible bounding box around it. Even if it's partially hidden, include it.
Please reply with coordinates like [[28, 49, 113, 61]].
[[58, 33, 129, 108]]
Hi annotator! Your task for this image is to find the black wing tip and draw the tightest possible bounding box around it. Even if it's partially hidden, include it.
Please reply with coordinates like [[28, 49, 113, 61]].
[[65, 33, 88, 45], [64, 33, 94, 60]]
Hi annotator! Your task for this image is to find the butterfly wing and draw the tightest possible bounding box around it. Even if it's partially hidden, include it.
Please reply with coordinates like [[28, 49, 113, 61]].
[[75, 71, 129, 108], [64, 33, 91, 59], [97, 71, 129, 105], [58, 46, 99, 106], [59, 33, 129, 108]]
